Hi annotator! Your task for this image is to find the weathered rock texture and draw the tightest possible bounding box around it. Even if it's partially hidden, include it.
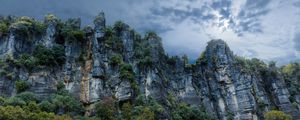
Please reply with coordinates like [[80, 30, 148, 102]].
[[0, 13, 299, 120]]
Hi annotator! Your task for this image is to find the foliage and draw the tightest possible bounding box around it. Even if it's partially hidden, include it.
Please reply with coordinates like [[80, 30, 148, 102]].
[[61, 25, 85, 41], [121, 102, 132, 120], [15, 80, 30, 93], [103, 26, 124, 51], [109, 54, 123, 66], [113, 20, 126, 33], [167, 56, 177, 66], [11, 16, 46, 36], [281, 62, 300, 98], [95, 97, 116, 120], [137, 56, 153, 69], [133, 95, 164, 120], [171, 103, 215, 120], [33, 44, 65, 67], [0, 22, 9, 35], [33, 44, 56, 66], [120, 63, 134, 81], [45, 14, 57, 22], [15, 92, 37, 103], [51, 44, 66, 65], [16, 53, 36, 70], [264, 110, 292, 120], [3, 97, 26, 107], [132, 106, 155, 120], [46, 93, 84, 115], [39, 101, 55, 112], [0, 106, 72, 120]]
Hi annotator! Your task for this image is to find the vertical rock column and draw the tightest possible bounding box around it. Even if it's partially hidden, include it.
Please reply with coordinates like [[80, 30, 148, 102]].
[[88, 12, 108, 102]]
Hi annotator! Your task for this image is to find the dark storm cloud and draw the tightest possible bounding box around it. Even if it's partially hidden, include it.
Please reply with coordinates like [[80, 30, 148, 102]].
[[0, 0, 97, 26], [234, 0, 271, 36], [148, 0, 271, 36], [293, 33, 300, 51]]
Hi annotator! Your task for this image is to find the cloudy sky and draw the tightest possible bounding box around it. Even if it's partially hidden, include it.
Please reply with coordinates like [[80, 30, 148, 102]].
[[0, 0, 300, 65]]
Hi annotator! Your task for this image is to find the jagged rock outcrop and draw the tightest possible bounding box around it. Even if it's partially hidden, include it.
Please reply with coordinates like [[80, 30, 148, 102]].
[[0, 13, 299, 120]]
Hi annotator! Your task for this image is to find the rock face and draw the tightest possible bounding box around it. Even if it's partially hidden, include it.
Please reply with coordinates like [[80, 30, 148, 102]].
[[0, 13, 299, 120]]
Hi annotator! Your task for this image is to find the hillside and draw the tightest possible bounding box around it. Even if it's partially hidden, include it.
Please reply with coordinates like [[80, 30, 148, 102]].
[[0, 12, 299, 120]]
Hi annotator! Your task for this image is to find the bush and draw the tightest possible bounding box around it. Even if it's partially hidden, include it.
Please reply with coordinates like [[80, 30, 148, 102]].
[[167, 56, 177, 66], [33, 44, 65, 67], [11, 16, 46, 36], [15, 92, 37, 103], [171, 103, 215, 120], [48, 93, 84, 115], [61, 26, 85, 41], [3, 97, 26, 106], [132, 106, 155, 120], [0, 22, 9, 35], [45, 14, 57, 22], [15, 80, 30, 93], [39, 101, 55, 112], [121, 102, 132, 120], [33, 44, 55, 66], [0, 106, 72, 120], [95, 97, 116, 120], [113, 21, 126, 33], [120, 63, 135, 83], [109, 54, 123, 66], [16, 53, 36, 70], [51, 44, 66, 65], [264, 110, 292, 120]]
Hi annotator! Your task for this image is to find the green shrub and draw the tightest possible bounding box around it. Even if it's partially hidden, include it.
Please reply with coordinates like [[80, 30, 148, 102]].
[[171, 103, 215, 120], [11, 16, 46, 36], [95, 97, 116, 120], [132, 106, 155, 120], [46, 93, 84, 115], [138, 56, 153, 69], [16, 53, 36, 69], [15, 92, 37, 103], [33, 44, 65, 67], [3, 97, 26, 106], [109, 54, 123, 66], [120, 63, 134, 81], [113, 21, 126, 33], [45, 14, 57, 22], [0, 97, 6, 105], [51, 44, 66, 65], [23, 101, 41, 113], [0, 22, 9, 35], [33, 44, 55, 66], [167, 56, 177, 66], [15, 80, 30, 93], [0, 106, 72, 120], [121, 102, 132, 120], [61, 26, 85, 41], [264, 110, 292, 120], [39, 101, 55, 112]]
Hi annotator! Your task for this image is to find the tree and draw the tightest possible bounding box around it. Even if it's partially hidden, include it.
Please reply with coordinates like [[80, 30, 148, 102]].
[[264, 110, 292, 120], [121, 102, 132, 120], [95, 97, 116, 120], [15, 80, 30, 93]]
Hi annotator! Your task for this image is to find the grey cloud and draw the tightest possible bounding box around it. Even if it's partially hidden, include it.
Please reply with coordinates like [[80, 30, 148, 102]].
[[293, 33, 300, 51], [232, 0, 271, 35]]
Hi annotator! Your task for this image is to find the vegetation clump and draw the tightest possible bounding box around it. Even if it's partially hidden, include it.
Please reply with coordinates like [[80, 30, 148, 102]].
[[15, 80, 30, 93], [0, 22, 9, 36], [11, 16, 46, 36], [264, 110, 292, 120], [109, 54, 123, 66], [31, 44, 65, 67]]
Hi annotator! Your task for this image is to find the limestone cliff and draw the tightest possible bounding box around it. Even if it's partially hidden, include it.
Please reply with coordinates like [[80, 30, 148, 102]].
[[0, 13, 299, 120]]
